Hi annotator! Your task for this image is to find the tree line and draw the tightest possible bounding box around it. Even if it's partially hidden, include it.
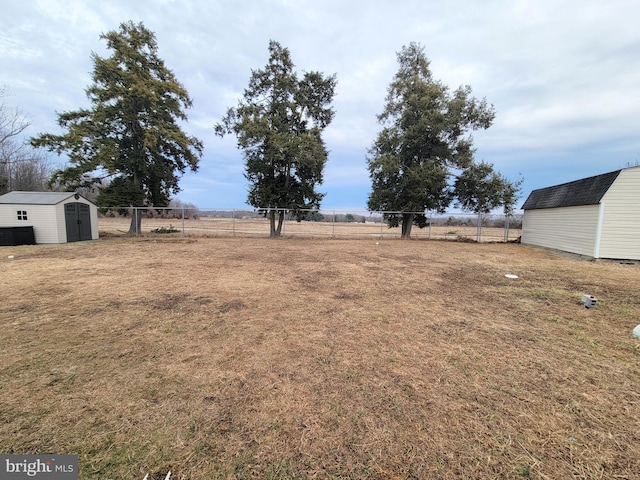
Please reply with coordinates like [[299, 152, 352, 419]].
[[6, 21, 522, 238], [0, 87, 53, 194]]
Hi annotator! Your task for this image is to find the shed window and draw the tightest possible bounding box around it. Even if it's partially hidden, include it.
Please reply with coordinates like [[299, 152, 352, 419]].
[[17, 210, 28, 221]]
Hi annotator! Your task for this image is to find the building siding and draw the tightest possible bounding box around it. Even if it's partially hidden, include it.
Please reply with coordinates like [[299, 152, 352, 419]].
[[522, 205, 600, 257], [598, 167, 640, 260], [0, 205, 16, 227], [55, 203, 67, 243], [0, 204, 60, 243], [0, 196, 99, 244], [90, 203, 99, 240]]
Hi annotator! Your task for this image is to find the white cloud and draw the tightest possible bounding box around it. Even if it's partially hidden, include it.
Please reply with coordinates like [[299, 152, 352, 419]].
[[324, 163, 370, 186], [2, 0, 640, 208]]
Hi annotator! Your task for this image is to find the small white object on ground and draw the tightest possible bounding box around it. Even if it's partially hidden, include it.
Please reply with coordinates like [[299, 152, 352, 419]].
[[633, 324, 640, 339], [142, 472, 170, 480], [505, 274, 518, 279], [8, 255, 14, 259], [582, 294, 597, 308]]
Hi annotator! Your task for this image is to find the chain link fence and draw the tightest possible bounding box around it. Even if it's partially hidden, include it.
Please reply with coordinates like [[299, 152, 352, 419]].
[[98, 207, 522, 242]]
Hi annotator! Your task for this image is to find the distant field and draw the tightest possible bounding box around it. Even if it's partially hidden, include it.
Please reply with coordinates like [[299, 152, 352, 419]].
[[98, 216, 521, 242], [1, 237, 638, 479]]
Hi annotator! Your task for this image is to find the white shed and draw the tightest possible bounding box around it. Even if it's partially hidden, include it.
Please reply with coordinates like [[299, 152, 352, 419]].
[[0, 191, 99, 245], [521, 166, 640, 260]]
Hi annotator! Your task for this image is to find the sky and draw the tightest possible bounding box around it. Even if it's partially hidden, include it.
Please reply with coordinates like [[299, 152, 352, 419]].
[[2, 0, 639, 213]]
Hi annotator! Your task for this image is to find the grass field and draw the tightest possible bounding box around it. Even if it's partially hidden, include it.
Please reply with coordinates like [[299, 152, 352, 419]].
[[98, 216, 521, 242], [1, 237, 639, 479]]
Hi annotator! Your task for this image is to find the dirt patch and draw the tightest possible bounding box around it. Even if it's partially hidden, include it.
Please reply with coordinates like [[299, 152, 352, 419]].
[[218, 300, 246, 313]]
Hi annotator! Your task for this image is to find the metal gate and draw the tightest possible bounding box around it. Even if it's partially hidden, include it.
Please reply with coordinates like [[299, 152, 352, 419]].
[[65, 202, 92, 242]]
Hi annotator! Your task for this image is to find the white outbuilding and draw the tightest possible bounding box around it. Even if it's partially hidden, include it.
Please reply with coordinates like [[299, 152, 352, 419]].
[[521, 166, 640, 260], [0, 191, 99, 245]]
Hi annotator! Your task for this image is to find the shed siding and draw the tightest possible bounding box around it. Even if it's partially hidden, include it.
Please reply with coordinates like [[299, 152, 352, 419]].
[[54, 203, 67, 243], [31, 205, 61, 244], [90, 203, 99, 240], [0, 196, 99, 244], [0, 204, 59, 243], [598, 167, 640, 260], [522, 205, 599, 257], [0, 205, 17, 227]]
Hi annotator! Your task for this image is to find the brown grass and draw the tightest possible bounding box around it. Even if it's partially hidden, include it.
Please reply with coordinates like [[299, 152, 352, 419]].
[[1, 237, 639, 479], [98, 216, 520, 242]]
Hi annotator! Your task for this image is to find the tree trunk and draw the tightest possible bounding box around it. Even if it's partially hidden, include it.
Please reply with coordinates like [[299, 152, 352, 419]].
[[275, 210, 285, 236], [128, 208, 142, 235], [128, 171, 143, 235], [269, 210, 277, 237], [269, 210, 285, 237], [401, 213, 414, 239]]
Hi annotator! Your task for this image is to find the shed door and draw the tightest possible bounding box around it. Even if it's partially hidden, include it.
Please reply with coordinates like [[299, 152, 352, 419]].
[[65, 202, 92, 242]]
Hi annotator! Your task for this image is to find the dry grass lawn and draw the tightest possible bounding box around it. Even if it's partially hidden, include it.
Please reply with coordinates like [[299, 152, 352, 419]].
[[98, 216, 520, 242], [1, 236, 639, 479]]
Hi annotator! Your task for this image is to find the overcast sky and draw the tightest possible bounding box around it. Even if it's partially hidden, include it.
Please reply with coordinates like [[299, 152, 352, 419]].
[[2, 0, 639, 213]]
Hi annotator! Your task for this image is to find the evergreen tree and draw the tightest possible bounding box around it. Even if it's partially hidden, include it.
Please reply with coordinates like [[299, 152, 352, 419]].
[[216, 40, 336, 237], [367, 43, 495, 238], [32, 21, 202, 233], [454, 161, 522, 215]]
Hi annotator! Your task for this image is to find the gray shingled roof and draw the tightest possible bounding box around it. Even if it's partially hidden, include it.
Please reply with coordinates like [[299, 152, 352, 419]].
[[521, 170, 621, 210], [0, 191, 85, 205]]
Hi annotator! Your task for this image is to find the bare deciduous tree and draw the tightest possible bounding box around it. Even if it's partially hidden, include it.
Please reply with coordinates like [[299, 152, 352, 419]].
[[1, 86, 55, 194]]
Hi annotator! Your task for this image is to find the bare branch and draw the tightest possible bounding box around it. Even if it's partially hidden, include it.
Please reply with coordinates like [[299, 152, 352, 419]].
[[0, 86, 31, 145]]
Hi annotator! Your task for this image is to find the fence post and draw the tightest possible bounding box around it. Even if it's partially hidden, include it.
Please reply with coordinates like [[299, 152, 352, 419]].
[[181, 207, 185, 237], [476, 213, 481, 242], [504, 215, 510, 242], [232, 209, 236, 238], [379, 212, 383, 239], [332, 211, 335, 238]]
